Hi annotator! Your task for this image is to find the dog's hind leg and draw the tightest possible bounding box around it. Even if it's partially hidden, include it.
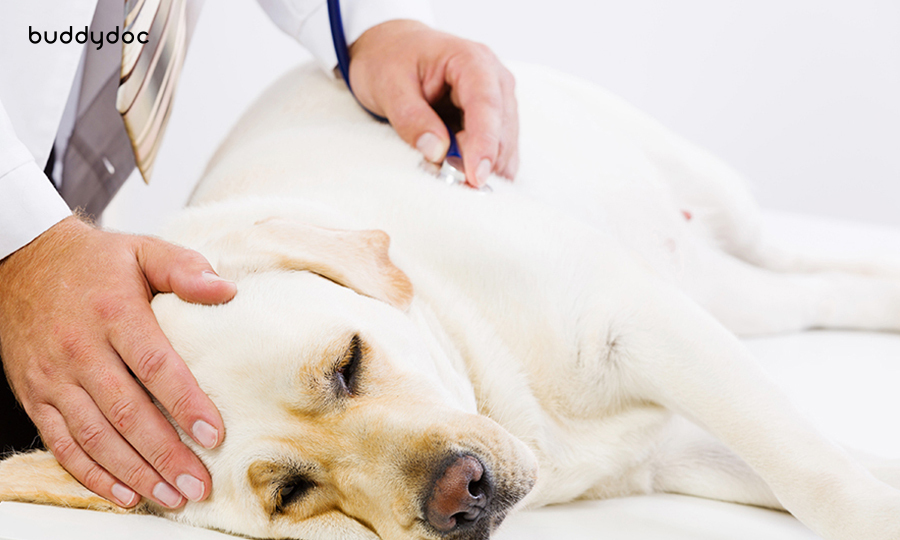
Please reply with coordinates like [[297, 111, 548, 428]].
[[621, 285, 900, 539], [679, 240, 900, 335]]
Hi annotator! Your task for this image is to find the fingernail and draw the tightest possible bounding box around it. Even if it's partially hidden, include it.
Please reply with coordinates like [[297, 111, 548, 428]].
[[416, 132, 445, 163], [475, 158, 492, 187], [202, 271, 233, 285], [176, 474, 205, 502], [192, 420, 219, 449], [153, 482, 184, 508], [111, 483, 137, 507]]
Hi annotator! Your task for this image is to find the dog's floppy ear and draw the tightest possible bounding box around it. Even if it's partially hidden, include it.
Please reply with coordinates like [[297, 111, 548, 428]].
[[209, 218, 413, 311], [0, 450, 129, 513]]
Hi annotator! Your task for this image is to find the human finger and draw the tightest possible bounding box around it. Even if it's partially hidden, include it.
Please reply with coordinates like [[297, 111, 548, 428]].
[[448, 50, 504, 187], [494, 68, 519, 180], [76, 346, 211, 504], [108, 299, 224, 459], [379, 77, 453, 165], [55, 387, 184, 508], [33, 403, 139, 508], [35, 394, 183, 509], [137, 237, 236, 305]]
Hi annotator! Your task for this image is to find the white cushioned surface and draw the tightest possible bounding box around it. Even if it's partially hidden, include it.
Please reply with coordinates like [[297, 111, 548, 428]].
[[2, 211, 898, 540]]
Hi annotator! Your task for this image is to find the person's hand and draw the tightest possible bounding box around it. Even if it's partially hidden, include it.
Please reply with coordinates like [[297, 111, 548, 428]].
[[0, 216, 236, 509], [348, 20, 518, 188]]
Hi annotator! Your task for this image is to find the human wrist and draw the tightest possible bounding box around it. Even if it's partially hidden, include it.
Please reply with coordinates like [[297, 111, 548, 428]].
[[0, 215, 91, 272], [349, 19, 430, 59]]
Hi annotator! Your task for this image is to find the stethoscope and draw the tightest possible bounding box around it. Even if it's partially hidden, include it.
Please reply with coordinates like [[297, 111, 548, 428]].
[[326, 0, 482, 190]]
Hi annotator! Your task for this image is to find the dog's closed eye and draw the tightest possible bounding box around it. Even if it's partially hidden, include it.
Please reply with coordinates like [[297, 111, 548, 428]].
[[335, 335, 363, 396], [276, 475, 316, 513], [249, 461, 319, 516]]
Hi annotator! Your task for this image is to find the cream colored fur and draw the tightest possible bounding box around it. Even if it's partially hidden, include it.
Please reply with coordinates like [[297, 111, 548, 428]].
[[3, 62, 900, 540]]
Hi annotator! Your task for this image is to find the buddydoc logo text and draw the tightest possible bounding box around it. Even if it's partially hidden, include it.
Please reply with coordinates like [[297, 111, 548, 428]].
[[29, 26, 148, 50]]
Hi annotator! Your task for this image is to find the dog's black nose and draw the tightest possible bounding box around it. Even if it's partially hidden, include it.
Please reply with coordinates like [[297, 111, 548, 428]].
[[425, 455, 492, 533]]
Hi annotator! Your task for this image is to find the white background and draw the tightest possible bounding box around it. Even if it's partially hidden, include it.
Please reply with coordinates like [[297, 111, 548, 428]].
[[106, 0, 900, 233]]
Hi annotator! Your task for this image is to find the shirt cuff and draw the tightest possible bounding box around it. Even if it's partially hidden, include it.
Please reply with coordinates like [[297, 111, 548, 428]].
[[298, 0, 435, 73], [0, 160, 72, 260]]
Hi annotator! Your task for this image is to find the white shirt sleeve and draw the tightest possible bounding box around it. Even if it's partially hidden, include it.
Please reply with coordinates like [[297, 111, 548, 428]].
[[0, 100, 72, 260], [254, 0, 435, 72]]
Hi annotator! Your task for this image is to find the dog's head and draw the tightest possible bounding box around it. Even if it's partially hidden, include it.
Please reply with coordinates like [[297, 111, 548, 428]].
[[0, 218, 537, 540]]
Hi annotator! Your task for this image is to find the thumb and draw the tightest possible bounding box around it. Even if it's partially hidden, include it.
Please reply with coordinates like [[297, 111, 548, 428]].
[[381, 82, 451, 164], [137, 237, 237, 305]]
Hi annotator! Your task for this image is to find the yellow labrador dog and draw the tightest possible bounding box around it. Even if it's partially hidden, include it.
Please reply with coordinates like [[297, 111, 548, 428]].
[[3, 62, 900, 540]]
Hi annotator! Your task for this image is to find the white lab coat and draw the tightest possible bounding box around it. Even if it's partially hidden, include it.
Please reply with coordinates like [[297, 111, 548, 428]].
[[0, 0, 433, 258]]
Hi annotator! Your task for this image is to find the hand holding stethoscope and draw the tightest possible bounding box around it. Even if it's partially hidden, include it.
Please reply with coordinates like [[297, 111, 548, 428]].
[[327, 0, 514, 191]]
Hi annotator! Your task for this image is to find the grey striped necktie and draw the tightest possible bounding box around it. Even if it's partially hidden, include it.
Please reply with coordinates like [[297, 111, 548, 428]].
[[118, 0, 188, 182], [60, 0, 189, 218]]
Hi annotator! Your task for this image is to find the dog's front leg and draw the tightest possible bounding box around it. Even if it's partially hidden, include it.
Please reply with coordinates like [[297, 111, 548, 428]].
[[624, 285, 900, 540]]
